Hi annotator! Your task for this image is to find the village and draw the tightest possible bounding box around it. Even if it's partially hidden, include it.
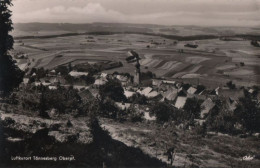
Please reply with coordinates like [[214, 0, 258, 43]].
[[16, 49, 260, 127]]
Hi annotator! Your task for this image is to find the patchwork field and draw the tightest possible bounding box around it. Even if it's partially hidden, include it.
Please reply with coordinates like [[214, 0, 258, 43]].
[[14, 32, 260, 87]]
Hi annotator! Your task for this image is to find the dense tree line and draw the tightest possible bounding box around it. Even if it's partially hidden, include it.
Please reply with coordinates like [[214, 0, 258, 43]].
[[0, 0, 24, 96]]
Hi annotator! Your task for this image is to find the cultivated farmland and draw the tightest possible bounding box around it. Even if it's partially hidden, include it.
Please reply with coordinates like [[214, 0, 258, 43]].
[[14, 31, 260, 88]]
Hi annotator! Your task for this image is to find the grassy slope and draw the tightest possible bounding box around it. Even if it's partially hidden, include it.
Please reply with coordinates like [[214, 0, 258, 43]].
[[101, 118, 260, 168], [0, 113, 165, 168]]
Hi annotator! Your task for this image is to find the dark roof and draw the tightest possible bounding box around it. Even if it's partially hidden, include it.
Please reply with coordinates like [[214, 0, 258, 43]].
[[218, 88, 245, 101]]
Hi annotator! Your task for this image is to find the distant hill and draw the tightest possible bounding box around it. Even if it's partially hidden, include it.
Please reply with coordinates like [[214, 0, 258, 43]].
[[12, 22, 260, 39], [13, 22, 154, 37]]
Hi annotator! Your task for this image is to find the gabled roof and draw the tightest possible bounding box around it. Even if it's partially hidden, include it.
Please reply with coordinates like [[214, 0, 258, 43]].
[[187, 87, 197, 95], [218, 88, 245, 101], [226, 98, 238, 111], [116, 75, 129, 82], [79, 89, 95, 101], [152, 79, 162, 86], [69, 71, 89, 77], [162, 80, 176, 85], [124, 90, 135, 98], [101, 73, 108, 78], [137, 87, 161, 99], [175, 96, 187, 109], [48, 86, 57, 90], [147, 91, 160, 98], [50, 69, 56, 73], [137, 87, 153, 96], [248, 89, 254, 94], [162, 89, 178, 101], [88, 88, 99, 98], [201, 98, 215, 118], [94, 78, 108, 86]]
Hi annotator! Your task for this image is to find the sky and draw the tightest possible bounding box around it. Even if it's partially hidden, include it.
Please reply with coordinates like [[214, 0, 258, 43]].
[[11, 0, 260, 27]]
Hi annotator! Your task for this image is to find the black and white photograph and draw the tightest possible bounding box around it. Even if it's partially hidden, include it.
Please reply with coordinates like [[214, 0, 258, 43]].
[[0, 0, 260, 167]]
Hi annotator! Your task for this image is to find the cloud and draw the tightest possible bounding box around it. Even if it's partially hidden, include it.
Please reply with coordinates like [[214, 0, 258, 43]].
[[12, 0, 260, 26]]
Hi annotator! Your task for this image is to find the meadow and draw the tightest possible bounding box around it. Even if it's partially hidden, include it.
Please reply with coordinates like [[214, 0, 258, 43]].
[[13, 32, 260, 87]]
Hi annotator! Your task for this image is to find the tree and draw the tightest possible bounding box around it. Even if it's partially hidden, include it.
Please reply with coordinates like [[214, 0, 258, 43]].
[[226, 81, 236, 90], [196, 85, 205, 94], [99, 79, 127, 102], [206, 99, 236, 134], [235, 97, 260, 132], [183, 98, 203, 119], [39, 92, 50, 119], [0, 0, 24, 96], [130, 93, 147, 105], [150, 102, 174, 123]]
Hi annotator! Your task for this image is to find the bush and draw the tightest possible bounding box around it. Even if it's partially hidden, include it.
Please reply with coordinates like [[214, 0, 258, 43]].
[[130, 93, 147, 105], [235, 97, 260, 132], [226, 81, 236, 89], [195, 123, 207, 137], [100, 98, 119, 119], [127, 105, 143, 122], [99, 79, 127, 102], [206, 99, 236, 134], [183, 97, 203, 119], [150, 102, 174, 123]]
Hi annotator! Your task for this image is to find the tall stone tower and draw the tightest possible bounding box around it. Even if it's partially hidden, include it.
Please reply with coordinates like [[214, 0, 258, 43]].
[[127, 50, 141, 85], [134, 62, 140, 85]]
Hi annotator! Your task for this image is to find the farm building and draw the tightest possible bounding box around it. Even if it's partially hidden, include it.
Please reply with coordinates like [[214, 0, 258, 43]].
[[116, 75, 131, 86], [49, 77, 66, 85], [175, 96, 187, 109], [100, 73, 108, 78], [137, 87, 161, 99], [152, 79, 162, 86], [162, 80, 176, 85], [69, 71, 89, 77], [200, 98, 215, 118], [48, 86, 57, 90], [248, 89, 254, 94], [162, 89, 178, 101], [78, 89, 96, 102], [48, 69, 56, 76], [124, 90, 135, 98], [88, 88, 100, 98], [218, 88, 245, 101], [94, 78, 108, 87], [187, 87, 197, 95], [137, 87, 153, 96]]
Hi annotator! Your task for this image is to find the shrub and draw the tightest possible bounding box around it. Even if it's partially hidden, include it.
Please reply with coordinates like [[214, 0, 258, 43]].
[[150, 102, 174, 123], [235, 97, 260, 132], [127, 105, 143, 122], [226, 81, 236, 89], [206, 99, 236, 134], [99, 79, 127, 102], [183, 97, 203, 119], [100, 98, 119, 119], [130, 93, 147, 105]]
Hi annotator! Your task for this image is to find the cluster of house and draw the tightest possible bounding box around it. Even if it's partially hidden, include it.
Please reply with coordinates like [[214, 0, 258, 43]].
[[21, 68, 260, 121], [111, 79, 259, 121]]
